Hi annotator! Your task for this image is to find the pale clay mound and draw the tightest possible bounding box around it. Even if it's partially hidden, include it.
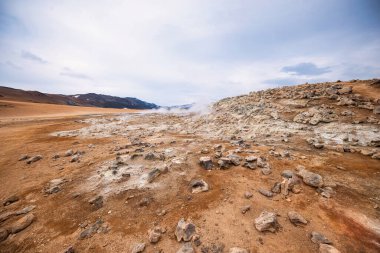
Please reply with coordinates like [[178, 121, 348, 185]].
[[1, 79, 380, 253]]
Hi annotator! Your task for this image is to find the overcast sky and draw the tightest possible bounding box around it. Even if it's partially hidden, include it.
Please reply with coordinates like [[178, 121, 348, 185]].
[[1, 0, 379, 105]]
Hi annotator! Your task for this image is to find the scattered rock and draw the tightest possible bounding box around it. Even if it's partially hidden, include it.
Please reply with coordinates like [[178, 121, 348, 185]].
[[254, 211, 279, 232], [281, 170, 294, 178], [258, 189, 273, 198], [44, 178, 66, 194], [65, 149, 74, 157], [63, 246, 75, 253], [218, 157, 232, 169], [18, 155, 29, 161], [148, 226, 164, 243], [177, 242, 194, 253], [296, 166, 324, 188], [189, 179, 209, 193], [199, 156, 213, 170], [79, 219, 105, 239], [175, 218, 196, 242], [229, 248, 249, 253], [311, 231, 332, 244], [3, 195, 19, 206], [319, 244, 341, 253], [70, 154, 80, 163], [15, 205, 36, 215], [288, 211, 308, 226], [271, 182, 281, 193], [26, 155, 42, 164], [89, 195, 104, 210], [9, 214, 35, 234], [244, 191, 253, 199], [147, 168, 162, 183], [131, 243, 146, 253], [201, 243, 225, 253], [240, 205, 251, 214]]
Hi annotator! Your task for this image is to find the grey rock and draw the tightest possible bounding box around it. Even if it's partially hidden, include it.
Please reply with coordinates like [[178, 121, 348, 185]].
[[131, 243, 146, 253], [227, 154, 242, 166], [271, 182, 281, 193], [288, 211, 308, 225], [189, 179, 209, 193], [15, 205, 36, 215], [175, 218, 196, 242], [258, 189, 273, 197], [147, 168, 161, 183], [319, 244, 341, 253], [177, 242, 194, 253], [89, 195, 104, 210], [26, 155, 42, 164], [199, 156, 213, 170], [45, 178, 66, 194], [261, 167, 272, 175], [254, 211, 279, 232], [229, 248, 249, 253], [244, 191, 253, 199], [9, 214, 35, 234], [148, 226, 164, 243], [281, 170, 294, 178], [296, 167, 323, 188], [18, 155, 29, 161], [311, 231, 332, 244], [3, 195, 19, 206], [65, 149, 74, 157], [218, 157, 232, 169], [240, 205, 251, 214]]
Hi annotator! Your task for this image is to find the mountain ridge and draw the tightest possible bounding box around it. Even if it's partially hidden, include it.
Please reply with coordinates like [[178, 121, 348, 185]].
[[0, 86, 158, 109]]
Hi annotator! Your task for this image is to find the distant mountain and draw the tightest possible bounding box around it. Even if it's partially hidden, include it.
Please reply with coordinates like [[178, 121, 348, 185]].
[[159, 103, 195, 111], [0, 86, 158, 109]]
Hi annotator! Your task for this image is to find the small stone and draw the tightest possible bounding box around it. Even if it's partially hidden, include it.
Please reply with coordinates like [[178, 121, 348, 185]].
[[244, 191, 253, 199], [254, 211, 279, 232], [89, 196, 104, 210], [271, 182, 281, 193], [15, 205, 36, 215], [9, 214, 35, 234], [189, 179, 209, 193], [147, 168, 161, 183], [281, 170, 294, 178], [258, 189, 273, 198], [296, 167, 323, 188], [175, 218, 196, 242], [3, 195, 19, 206], [131, 243, 146, 253], [70, 154, 80, 163], [245, 156, 257, 162], [148, 226, 163, 243], [65, 149, 74, 157], [138, 197, 151, 207], [240, 205, 251, 214], [218, 157, 232, 169], [18, 155, 29, 161], [311, 231, 332, 244], [26, 155, 42, 164], [319, 244, 341, 253], [261, 167, 272, 175], [63, 246, 75, 253], [199, 156, 213, 170], [288, 211, 308, 225], [177, 242, 194, 253], [229, 247, 249, 253]]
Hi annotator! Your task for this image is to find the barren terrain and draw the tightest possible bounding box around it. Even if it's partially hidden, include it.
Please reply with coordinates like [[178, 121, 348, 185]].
[[0, 80, 379, 253]]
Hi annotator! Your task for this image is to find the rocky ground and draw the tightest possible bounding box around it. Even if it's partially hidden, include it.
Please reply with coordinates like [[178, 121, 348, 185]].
[[0, 79, 379, 253]]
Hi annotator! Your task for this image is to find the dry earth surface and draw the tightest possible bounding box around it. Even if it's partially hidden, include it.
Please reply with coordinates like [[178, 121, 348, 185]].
[[0, 79, 380, 253]]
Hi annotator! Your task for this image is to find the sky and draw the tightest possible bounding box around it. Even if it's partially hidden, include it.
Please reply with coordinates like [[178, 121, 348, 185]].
[[0, 0, 380, 105]]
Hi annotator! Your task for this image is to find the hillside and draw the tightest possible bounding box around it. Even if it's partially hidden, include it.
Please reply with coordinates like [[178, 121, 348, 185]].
[[0, 79, 379, 253], [0, 86, 158, 109]]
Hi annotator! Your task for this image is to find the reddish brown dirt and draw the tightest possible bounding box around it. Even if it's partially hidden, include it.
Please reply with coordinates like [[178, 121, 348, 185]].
[[0, 102, 379, 253]]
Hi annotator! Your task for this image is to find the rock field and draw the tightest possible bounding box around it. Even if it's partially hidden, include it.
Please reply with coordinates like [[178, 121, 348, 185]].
[[0, 79, 379, 252]]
